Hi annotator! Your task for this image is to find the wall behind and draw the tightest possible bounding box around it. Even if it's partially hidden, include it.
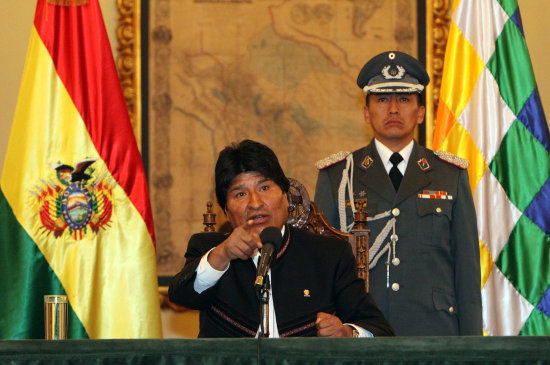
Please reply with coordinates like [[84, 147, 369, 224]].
[[521, 0, 550, 116]]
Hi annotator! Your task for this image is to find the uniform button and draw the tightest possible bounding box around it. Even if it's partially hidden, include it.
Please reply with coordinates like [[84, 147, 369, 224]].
[[449, 306, 455, 313], [391, 283, 400, 291], [436, 207, 442, 213], [392, 208, 400, 216]]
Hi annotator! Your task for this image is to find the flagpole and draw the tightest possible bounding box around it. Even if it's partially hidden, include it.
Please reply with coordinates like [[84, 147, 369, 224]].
[[425, 0, 434, 149]]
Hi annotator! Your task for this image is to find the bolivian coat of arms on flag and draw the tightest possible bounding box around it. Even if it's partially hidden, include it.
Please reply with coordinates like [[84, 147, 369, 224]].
[[34, 159, 115, 239]]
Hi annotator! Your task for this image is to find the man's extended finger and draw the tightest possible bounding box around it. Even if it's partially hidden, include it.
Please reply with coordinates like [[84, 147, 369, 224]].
[[243, 221, 263, 248]]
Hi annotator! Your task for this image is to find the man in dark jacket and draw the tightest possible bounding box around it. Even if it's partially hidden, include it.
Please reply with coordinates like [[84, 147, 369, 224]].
[[314, 51, 482, 336], [169, 139, 394, 338]]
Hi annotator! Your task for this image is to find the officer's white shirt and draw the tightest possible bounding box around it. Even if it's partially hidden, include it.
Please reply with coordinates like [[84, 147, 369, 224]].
[[193, 226, 372, 338], [375, 138, 414, 176]]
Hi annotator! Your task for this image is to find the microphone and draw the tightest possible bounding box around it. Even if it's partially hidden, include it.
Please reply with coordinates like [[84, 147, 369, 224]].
[[254, 226, 283, 291]]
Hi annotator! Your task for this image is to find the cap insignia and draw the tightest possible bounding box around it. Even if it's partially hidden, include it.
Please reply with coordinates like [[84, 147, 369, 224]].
[[434, 150, 469, 169], [417, 158, 430, 171], [382, 65, 405, 80], [361, 156, 374, 169], [315, 151, 350, 170]]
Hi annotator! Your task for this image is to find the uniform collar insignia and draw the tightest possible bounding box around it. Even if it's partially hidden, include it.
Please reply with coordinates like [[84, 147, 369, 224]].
[[362, 155, 373, 169], [417, 157, 430, 171]]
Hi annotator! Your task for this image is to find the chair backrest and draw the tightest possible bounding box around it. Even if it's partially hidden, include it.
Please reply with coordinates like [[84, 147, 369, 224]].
[[202, 177, 370, 292]]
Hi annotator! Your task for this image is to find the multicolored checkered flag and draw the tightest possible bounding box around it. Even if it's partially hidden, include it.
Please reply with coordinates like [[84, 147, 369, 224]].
[[434, 0, 550, 335]]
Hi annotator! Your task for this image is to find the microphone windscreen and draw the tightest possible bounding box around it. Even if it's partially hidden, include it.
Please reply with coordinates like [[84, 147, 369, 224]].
[[259, 226, 283, 254]]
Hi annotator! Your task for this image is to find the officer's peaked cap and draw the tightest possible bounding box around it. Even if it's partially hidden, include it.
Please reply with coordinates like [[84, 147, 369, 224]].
[[357, 51, 429, 94]]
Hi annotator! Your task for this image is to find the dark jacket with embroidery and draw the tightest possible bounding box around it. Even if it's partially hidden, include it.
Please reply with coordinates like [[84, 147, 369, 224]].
[[314, 140, 482, 336], [169, 225, 394, 337]]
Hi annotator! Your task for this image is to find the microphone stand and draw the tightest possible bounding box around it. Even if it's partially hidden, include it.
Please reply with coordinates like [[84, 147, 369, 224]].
[[258, 274, 270, 338]]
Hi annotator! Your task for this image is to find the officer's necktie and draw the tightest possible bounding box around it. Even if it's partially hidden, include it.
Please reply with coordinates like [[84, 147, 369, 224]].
[[389, 152, 404, 191]]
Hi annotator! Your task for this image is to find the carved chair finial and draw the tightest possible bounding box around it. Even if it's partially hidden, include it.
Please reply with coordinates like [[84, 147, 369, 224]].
[[203, 201, 216, 232]]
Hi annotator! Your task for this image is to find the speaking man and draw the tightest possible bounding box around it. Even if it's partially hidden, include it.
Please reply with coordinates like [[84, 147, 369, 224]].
[[169, 139, 393, 337]]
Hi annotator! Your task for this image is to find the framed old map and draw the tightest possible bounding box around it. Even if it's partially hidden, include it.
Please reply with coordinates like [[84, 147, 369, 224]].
[[116, 0, 450, 277]]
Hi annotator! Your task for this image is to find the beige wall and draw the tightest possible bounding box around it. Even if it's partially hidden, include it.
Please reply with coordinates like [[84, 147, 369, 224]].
[[0, 0, 548, 339], [521, 0, 550, 114]]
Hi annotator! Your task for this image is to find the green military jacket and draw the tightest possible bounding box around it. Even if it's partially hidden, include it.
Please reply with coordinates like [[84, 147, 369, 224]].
[[314, 139, 482, 336]]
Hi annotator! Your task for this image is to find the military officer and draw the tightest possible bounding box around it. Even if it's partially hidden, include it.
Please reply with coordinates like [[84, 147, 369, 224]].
[[314, 51, 482, 336]]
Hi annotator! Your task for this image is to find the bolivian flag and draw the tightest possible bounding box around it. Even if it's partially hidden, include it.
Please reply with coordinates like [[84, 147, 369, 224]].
[[434, 0, 550, 335], [0, 0, 162, 339]]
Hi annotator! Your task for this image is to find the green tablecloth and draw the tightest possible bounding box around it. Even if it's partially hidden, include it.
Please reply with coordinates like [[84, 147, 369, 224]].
[[1, 337, 549, 364]]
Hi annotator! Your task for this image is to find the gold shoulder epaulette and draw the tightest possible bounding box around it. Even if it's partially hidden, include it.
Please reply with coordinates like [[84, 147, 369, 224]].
[[434, 150, 469, 169], [315, 151, 351, 170]]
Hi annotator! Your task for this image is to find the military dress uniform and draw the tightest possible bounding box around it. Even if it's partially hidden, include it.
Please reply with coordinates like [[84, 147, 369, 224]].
[[313, 51, 482, 335], [314, 140, 482, 336]]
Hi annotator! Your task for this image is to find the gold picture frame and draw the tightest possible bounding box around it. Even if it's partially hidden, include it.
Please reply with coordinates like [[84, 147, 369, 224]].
[[116, 0, 142, 148], [116, 0, 451, 150]]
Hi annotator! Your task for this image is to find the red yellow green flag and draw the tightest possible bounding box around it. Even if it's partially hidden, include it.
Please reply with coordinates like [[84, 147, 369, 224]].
[[0, 0, 162, 339]]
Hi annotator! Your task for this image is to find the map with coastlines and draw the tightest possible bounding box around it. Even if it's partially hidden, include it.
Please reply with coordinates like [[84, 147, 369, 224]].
[[147, 0, 418, 275]]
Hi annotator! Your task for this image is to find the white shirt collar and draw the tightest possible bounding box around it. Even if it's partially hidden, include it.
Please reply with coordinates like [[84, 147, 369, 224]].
[[374, 139, 414, 175]]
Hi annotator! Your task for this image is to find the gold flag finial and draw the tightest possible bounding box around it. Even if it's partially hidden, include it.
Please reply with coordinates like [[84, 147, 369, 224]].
[[47, 0, 88, 5]]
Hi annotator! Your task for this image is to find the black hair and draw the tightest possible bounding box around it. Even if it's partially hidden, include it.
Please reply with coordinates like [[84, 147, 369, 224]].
[[215, 139, 290, 210]]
